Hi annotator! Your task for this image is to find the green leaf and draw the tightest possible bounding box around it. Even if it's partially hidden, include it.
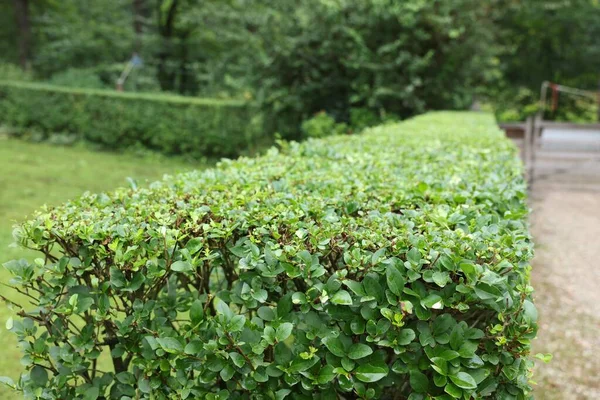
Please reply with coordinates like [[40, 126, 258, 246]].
[[407, 248, 421, 264], [522, 299, 538, 324], [220, 364, 235, 381], [230, 352, 246, 368], [83, 387, 100, 400], [263, 326, 276, 345], [363, 275, 383, 302], [30, 365, 48, 387], [184, 340, 203, 355], [473, 283, 502, 300], [275, 322, 293, 342], [323, 336, 346, 357], [5, 317, 13, 330], [347, 343, 373, 360], [318, 365, 336, 384], [439, 349, 460, 361], [214, 297, 233, 320], [409, 369, 430, 393], [432, 271, 449, 287], [386, 264, 405, 296], [0, 376, 15, 388], [257, 306, 275, 321], [185, 238, 203, 254], [229, 315, 246, 332], [355, 363, 389, 383], [445, 382, 463, 398], [190, 299, 204, 324], [398, 329, 416, 345], [535, 353, 553, 363], [450, 372, 477, 390], [421, 294, 443, 309], [343, 280, 367, 296], [171, 260, 193, 272], [156, 337, 183, 354], [331, 290, 353, 305], [75, 297, 94, 314], [275, 389, 292, 400], [431, 357, 448, 376], [252, 289, 268, 303]]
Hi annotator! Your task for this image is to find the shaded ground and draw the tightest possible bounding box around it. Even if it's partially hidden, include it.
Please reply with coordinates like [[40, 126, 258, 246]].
[[526, 132, 600, 399]]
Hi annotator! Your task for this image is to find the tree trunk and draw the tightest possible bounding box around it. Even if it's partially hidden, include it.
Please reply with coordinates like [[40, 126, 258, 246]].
[[156, 0, 179, 91], [132, 0, 148, 52], [13, 0, 31, 70]]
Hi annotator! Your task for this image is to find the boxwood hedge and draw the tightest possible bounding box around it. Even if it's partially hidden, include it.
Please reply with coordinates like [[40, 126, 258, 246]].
[[2, 112, 537, 399], [0, 80, 263, 158]]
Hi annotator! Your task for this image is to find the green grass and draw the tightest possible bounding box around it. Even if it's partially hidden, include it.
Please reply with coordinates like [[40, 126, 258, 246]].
[[0, 138, 201, 399]]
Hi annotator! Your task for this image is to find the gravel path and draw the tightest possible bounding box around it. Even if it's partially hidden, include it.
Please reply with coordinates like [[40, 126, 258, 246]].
[[527, 140, 600, 399]]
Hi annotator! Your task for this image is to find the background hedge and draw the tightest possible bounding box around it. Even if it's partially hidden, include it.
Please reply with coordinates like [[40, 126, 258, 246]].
[[2, 112, 537, 399], [0, 80, 264, 158]]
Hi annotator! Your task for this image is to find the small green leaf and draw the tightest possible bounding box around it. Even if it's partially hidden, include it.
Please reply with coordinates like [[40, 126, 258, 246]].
[[0, 376, 15, 388], [156, 337, 183, 354], [450, 372, 477, 390], [398, 329, 416, 345], [275, 322, 293, 342], [323, 336, 346, 357], [230, 352, 246, 368], [5, 317, 13, 330], [263, 326, 276, 345], [421, 294, 443, 309], [83, 387, 100, 400], [257, 306, 275, 321], [220, 364, 235, 381], [331, 290, 353, 305], [386, 264, 405, 296], [275, 388, 292, 400], [445, 382, 463, 398], [343, 280, 366, 296], [185, 238, 203, 254], [355, 363, 389, 383], [229, 315, 246, 332], [432, 271, 449, 287], [318, 365, 336, 384], [171, 261, 193, 272], [535, 353, 553, 363], [184, 340, 203, 355], [347, 343, 373, 360], [190, 299, 204, 324], [410, 369, 430, 393], [30, 365, 48, 387], [252, 289, 268, 303]]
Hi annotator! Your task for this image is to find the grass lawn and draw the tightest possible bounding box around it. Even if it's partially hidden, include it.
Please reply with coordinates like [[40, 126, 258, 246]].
[[0, 138, 201, 399]]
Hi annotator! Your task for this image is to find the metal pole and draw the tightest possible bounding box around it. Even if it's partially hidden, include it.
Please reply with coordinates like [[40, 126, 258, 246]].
[[524, 116, 533, 184]]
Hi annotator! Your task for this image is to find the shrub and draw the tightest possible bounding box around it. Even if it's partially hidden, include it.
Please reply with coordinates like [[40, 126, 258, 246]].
[[0, 80, 264, 158], [301, 111, 348, 138], [2, 112, 537, 399]]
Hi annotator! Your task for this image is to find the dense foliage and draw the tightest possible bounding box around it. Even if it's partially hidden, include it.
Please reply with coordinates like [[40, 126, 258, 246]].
[[0, 80, 262, 158], [2, 112, 537, 399], [3, 1, 599, 134]]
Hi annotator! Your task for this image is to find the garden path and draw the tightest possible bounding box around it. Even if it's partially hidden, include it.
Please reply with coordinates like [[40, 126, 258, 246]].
[[523, 131, 600, 399]]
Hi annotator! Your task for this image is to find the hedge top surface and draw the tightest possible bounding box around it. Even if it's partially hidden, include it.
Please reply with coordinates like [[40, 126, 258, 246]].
[[0, 80, 246, 107], [4, 112, 536, 399]]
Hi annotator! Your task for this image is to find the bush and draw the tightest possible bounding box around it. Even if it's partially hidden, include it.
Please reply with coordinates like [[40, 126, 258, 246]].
[[301, 111, 348, 138], [2, 112, 537, 399], [47, 68, 109, 90], [0, 80, 264, 158]]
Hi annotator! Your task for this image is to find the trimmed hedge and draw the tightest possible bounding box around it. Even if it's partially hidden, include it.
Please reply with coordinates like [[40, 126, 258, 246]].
[[0, 80, 263, 158], [2, 112, 537, 399]]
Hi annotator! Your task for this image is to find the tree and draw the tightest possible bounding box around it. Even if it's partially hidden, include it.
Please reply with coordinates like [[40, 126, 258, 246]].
[[13, 0, 31, 70]]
